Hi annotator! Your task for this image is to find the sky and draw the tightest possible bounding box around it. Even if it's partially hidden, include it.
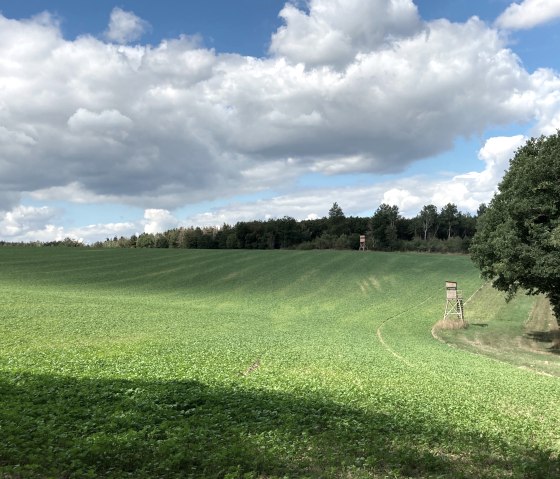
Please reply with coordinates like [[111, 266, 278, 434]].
[[1, 0, 560, 243]]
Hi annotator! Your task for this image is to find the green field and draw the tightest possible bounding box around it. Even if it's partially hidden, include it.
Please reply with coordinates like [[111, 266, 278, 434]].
[[436, 284, 560, 377], [1, 248, 559, 478]]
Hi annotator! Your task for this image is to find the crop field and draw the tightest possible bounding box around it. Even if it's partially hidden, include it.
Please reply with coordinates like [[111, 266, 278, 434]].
[[1, 248, 559, 478]]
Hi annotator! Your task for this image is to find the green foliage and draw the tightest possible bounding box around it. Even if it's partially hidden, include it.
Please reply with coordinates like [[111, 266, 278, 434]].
[[471, 132, 560, 323], [328, 202, 345, 219], [369, 204, 400, 250], [136, 233, 155, 248], [418, 204, 439, 240], [440, 203, 459, 239], [1, 248, 560, 478], [328, 202, 347, 236], [1, 203, 481, 253]]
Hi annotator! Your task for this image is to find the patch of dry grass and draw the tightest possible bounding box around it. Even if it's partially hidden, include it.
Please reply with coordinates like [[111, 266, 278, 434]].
[[436, 285, 560, 376], [433, 317, 468, 330]]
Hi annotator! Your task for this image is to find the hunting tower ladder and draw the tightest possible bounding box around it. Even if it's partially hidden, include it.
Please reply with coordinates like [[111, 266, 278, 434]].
[[444, 281, 464, 321]]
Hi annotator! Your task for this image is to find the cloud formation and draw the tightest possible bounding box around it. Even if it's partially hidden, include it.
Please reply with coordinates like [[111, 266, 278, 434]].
[[1, 0, 560, 242], [0, 206, 58, 239], [269, 0, 422, 68], [0, 4, 548, 211], [0, 134, 538, 243], [496, 0, 560, 30], [104, 7, 151, 43], [184, 134, 529, 227], [143, 208, 179, 234]]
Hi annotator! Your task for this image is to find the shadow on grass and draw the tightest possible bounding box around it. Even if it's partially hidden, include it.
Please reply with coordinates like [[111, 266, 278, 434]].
[[469, 323, 489, 328], [526, 330, 560, 354], [1, 372, 558, 478]]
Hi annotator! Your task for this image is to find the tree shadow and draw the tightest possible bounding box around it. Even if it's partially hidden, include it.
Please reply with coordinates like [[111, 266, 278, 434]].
[[0, 371, 557, 478], [525, 330, 560, 354]]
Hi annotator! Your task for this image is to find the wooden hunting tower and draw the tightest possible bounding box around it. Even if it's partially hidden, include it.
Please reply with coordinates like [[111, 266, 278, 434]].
[[359, 234, 367, 251], [444, 281, 464, 321]]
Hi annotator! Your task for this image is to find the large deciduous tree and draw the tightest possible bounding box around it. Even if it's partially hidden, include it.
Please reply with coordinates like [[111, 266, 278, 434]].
[[440, 203, 459, 239], [370, 203, 400, 250], [470, 133, 560, 323], [418, 204, 438, 240]]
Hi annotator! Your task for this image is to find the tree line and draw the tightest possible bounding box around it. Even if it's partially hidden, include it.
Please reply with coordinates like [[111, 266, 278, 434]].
[[1, 202, 485, 254], [106, 202, 481, 253]]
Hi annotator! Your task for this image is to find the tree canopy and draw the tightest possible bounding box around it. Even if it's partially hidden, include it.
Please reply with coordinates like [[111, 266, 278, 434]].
[[328, 202, 345, 218], [470, 132, 560, 323], [3, 201, 480, 254], [419, 204, 438, 240], [370, 203, 400, 250]]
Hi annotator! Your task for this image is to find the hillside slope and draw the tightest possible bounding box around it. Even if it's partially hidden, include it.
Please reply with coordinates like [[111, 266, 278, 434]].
[[0, 248, 558, 478]]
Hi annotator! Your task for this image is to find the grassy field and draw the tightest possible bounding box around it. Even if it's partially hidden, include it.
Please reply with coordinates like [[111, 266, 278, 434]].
[[1, 248, 559, 478], [436, 284, 560, 377]]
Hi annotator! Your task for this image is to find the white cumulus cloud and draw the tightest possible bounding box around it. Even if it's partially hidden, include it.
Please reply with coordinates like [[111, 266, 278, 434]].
[[0, 6, 551, 214], [496, 0, 560, 30], [104, 7, 151, 44], [1, 0, 560, 242], [427, 136, 524, 211], [270, 0, 422, 68], [381, 188, 422, 212], [143, 209, 180, 234], [0, 203, 139, 243], [69, 222, 138, 243], [0, 206, 58, 238]]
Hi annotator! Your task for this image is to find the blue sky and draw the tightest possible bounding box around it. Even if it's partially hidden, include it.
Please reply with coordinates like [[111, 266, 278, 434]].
[[1, 0, 560, 242]]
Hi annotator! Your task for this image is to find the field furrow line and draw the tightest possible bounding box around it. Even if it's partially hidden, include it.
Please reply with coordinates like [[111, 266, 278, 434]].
[[375, 293, 436, 367]]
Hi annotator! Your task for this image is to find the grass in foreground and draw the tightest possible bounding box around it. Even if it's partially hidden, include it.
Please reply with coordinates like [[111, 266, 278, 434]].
[[1, 248, 559, 478]]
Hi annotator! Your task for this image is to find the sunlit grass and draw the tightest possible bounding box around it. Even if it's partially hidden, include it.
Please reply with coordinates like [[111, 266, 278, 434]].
[[1, 248, 559, 478], [436, 283, 560, 377]]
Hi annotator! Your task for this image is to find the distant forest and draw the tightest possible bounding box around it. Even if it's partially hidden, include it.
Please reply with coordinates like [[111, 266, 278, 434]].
[[1, 202, 487, 254]]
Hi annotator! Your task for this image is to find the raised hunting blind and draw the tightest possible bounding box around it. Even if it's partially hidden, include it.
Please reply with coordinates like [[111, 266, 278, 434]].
[[444, 281, 464, 321], [359, 234, 367, 251]]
